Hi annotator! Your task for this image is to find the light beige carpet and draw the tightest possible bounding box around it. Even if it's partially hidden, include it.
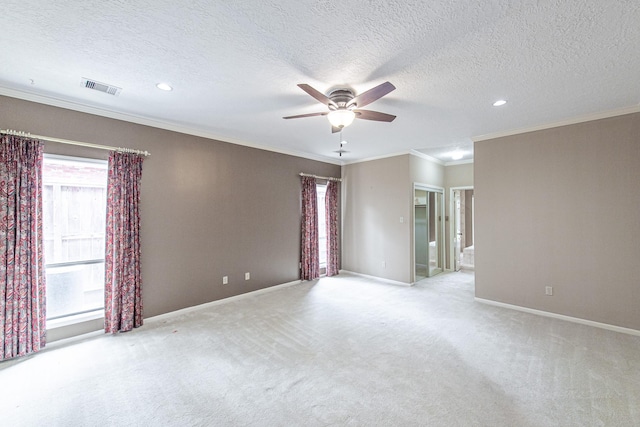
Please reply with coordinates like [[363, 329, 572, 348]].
[[1, 271, 639, 426]]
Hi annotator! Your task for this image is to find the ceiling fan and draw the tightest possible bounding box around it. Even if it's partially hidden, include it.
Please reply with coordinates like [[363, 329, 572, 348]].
[[283, 81, 396, 133]]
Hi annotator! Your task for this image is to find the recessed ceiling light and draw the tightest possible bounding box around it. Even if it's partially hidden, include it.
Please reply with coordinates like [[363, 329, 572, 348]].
[[156, 83, 173, 91], [493, 99, 507, 107], [447, 149, 466, 160]]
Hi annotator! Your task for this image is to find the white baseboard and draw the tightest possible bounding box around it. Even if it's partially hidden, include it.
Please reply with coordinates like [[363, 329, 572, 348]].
[[475, 298, 640, 337], [147, 279, 303, 323], [339, 270, 412, 287]]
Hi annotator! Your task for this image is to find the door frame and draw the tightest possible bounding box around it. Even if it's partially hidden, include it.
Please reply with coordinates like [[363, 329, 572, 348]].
[[413, 183, 445, 283], [449, 186, 474, 272]]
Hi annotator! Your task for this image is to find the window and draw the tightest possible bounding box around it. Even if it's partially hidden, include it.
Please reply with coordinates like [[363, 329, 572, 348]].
[[43, 155, 108, 320], [317, 183, 327, 270]]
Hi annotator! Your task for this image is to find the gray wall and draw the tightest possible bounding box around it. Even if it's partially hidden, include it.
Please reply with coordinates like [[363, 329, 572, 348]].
[[474, 112, 640, 330], [0, 95, 340, 322]]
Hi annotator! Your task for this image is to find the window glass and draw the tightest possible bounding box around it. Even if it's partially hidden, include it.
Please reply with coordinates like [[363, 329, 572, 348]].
[[43, 156, 108, 319], [317, 184, 327, 268]]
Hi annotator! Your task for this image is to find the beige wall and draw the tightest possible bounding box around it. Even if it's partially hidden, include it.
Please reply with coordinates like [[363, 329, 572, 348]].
[[0, 96, 340, 322], [342, 155, 411, 283], [410, 154, 444, 187], [444, 162, 473, 189], [474, 112, 640, 330], [342, 153, 445, 283]]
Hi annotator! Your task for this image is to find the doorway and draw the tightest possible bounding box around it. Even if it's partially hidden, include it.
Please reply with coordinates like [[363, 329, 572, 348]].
[[451, 188, 474, 271], [414, 185, 444, 281]]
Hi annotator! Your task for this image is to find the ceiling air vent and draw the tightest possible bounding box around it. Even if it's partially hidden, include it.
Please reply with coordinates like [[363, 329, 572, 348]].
[[80, 78, 122, 96]]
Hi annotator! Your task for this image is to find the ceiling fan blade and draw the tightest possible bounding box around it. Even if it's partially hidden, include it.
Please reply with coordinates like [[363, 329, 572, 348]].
[[350, 81, 396, 108], [297, 84, 336, 107], [283, 112, 328, 119], [354, 109, 396, 122]]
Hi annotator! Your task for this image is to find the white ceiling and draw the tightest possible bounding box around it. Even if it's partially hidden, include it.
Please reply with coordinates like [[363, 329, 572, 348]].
[[1, 1, 639, 164]]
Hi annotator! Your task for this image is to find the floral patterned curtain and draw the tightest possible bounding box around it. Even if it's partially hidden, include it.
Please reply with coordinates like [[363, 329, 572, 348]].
[[300, 176, 319, 280], [0, 135, 46, 360], [325, 180, 339, 276], [104, 152, 145, 334]]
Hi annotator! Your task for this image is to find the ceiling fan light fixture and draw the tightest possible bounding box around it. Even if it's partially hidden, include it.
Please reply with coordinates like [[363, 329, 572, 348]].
[[327, 109, 356, 128]]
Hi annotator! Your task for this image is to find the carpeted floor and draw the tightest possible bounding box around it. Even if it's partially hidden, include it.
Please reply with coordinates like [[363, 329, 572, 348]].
[[1, 271, 639, 426]]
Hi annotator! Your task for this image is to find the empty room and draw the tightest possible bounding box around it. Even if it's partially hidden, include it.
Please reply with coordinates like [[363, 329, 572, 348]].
[[1, 1, 639, 426]]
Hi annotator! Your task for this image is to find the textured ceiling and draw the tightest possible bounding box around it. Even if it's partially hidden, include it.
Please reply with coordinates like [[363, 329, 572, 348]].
[[1, 1, 639, 164]]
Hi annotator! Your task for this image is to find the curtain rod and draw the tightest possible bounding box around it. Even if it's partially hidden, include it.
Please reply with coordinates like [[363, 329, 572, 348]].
[[0, 128, 151, 157], [299, 172, 342, 182]]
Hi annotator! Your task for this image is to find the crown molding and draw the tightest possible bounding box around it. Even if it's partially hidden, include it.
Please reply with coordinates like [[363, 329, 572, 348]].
[[341, 149, 446, 166], [0, 86, 343, 166], [342, 149, 474, 167], [444, 158, 474, 166], [473, 104, 640, 142], [409, 149, 445, 165], [341, 149, 412, 165]]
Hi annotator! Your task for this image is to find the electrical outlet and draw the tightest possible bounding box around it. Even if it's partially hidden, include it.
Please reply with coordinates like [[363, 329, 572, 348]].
[[222, 276, 228, 285], [545, 286, 553, 296], [245, 272, 250, 280]]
